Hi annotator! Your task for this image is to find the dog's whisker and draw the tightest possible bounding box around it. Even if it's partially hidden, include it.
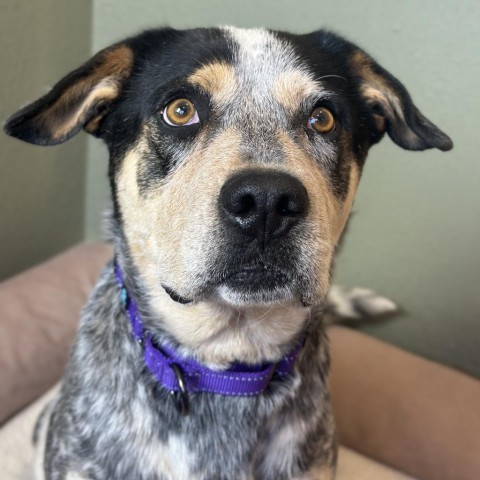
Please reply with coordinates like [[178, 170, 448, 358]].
[[316, 74, 348, 82]]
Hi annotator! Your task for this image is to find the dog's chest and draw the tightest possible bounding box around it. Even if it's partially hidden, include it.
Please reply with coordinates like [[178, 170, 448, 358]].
[[122, 389, 299, 480], [153, 438, 301, 480], [129, 403, 308, 480], [58, 373, 304, 479]]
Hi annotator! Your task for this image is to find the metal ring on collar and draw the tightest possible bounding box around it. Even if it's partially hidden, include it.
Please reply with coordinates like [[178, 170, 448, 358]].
[[170, 363, 190, 416]]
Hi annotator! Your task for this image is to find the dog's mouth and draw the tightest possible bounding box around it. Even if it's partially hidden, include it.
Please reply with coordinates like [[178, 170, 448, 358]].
[[161, 285, 193, 305], [162, 252, 313, 307], [163, 264, 299, 306], [161, 265, 295, 306], [211, 262, 305, 306]]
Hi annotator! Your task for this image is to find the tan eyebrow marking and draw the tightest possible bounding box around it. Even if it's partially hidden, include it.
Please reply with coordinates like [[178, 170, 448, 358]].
[[188, 62, 237, 106], [273, 70, 322, 112]]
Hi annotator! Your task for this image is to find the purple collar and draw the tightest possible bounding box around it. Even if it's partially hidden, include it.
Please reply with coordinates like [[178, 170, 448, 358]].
[[114, 263, 304, 415]]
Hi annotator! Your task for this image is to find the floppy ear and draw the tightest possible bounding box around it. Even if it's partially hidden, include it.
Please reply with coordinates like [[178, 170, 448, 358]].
[[4, 43, 133, 145], [349, 49, 453, 151]]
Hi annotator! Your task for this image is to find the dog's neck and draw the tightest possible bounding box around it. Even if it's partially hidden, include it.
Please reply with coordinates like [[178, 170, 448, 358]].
[[115, 252, 313, 369], [147, 298, 311, 369]]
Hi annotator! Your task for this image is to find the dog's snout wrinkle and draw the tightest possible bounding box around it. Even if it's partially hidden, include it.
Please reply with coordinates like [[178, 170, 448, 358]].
[[219, 170, 308, 249]]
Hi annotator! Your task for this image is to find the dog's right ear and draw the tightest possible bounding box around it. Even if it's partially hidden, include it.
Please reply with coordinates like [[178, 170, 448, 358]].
[[4, 43, 133, 145]]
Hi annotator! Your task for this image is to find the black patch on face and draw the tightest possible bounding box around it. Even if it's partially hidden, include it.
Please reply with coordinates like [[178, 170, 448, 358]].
[[99, 28, 237, 203], [135, 86, 212, 194]]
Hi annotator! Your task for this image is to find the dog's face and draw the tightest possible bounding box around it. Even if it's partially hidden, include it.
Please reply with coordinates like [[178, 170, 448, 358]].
[[115, 27, 367, 310], [5, 27, 452, 359]]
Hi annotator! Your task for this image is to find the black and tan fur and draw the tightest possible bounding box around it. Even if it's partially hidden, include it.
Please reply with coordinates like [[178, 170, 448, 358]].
[[4, 26, 452, 480]]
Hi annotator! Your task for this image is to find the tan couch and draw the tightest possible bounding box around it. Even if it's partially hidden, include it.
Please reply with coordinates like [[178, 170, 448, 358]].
[[1, 244, 479, 479]]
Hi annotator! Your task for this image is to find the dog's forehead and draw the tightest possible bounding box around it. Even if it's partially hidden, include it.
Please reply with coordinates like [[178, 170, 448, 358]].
[[188, 27, 323, 110]]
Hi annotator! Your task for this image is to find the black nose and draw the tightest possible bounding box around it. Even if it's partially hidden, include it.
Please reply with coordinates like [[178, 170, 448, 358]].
[[219, 170, 309, 247]]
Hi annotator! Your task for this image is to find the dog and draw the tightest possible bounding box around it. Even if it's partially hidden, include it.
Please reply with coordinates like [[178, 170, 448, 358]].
[[4, 26, 452, 480]]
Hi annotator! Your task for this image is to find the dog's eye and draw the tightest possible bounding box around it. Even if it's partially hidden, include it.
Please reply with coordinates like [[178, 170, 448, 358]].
[[307, 107, 335, 134], [163, 98, 199, 127]]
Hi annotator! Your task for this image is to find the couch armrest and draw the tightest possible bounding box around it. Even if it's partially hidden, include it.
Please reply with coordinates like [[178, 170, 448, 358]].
[[329, 326, 480, 480], [0, 243, 113, 424]]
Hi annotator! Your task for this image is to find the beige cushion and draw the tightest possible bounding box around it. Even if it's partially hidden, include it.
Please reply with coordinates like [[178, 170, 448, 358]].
[[337, 448, 414, 480], [0, 243, 113, 424], [0, 387, 59, 480], [0, 386, 413, 480]]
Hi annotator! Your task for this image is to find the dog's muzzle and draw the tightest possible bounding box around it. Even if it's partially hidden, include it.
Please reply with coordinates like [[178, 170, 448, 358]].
[[213, 170, 310, 305], [219, 170, 309, 249]]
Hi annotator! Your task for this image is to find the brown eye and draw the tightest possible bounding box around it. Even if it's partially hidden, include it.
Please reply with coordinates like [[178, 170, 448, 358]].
[[163, 98, 199, 127], [307, 107, 335, 134]]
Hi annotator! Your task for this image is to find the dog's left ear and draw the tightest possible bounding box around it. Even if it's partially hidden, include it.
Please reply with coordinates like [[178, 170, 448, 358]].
[[349, 49, 453, 151], [4, 43, 133, 145]]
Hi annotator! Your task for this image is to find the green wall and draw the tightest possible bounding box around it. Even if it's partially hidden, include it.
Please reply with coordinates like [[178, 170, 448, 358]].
[[87, 0, 480, 377], [0, 1, 92, 280]]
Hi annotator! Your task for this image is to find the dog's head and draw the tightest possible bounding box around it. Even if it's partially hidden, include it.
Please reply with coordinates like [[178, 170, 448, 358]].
[[5, 27, 452, 359]]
